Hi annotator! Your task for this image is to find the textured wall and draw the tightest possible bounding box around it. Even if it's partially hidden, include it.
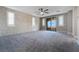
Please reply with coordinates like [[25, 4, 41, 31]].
[[0, 6, 40, 36]]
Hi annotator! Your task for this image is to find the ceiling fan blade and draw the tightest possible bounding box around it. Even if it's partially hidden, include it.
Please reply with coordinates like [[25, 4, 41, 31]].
[[44, 9, 48, 12], [45, 12, 49, 14], [38, 8, 42, 10], [41, 8, 43, 12], [38, 8, 41, 11], [44, 11, 48, 12]]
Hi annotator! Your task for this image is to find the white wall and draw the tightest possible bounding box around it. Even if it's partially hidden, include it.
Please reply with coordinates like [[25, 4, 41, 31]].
[[32, 16, 40, 31], [0, 6, 40, 36], [72, 7, 77, 36], [40, 18, 47, 30], [72, 7, 79, 39], [40, 10, 73, 34]]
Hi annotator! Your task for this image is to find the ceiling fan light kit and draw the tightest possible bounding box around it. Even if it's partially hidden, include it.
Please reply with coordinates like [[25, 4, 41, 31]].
[[37, 8, 49, 16]]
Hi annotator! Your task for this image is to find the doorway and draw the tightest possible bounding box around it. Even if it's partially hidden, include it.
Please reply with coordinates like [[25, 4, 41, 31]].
[[46, 17, 57, 31]]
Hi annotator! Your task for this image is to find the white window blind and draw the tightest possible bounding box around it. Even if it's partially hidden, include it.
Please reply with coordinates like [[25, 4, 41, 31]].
[[32, 16, 36, 31], [7, 12, 15, 26], [32, 16, 36, 27], [58, 15, 64, 26], [42, 18, 46, 26]]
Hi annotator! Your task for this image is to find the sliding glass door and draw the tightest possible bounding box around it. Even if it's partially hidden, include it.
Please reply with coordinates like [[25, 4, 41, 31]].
[[47, 17, 57, 31]]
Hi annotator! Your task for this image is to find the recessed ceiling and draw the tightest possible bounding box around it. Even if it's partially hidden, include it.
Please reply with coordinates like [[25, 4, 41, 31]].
[[5, 6, 73, 17]]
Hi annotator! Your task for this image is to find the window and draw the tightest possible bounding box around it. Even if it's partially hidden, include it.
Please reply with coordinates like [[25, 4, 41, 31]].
[[51, 20, 57, 27], [7, 12, 15, 26], [48, 21, 51, 27], [42, 18, 45, 26], [32, 16, 36, 27], [47, 20, 57, 28], [58, 15, 64, 26], [32, 16, 36, 31]]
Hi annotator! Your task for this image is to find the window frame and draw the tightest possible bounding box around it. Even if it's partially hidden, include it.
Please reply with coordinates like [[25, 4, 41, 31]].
[[58, 15, 64, 27], [32, 16, 36, 27], [7, 11, 15, 27]]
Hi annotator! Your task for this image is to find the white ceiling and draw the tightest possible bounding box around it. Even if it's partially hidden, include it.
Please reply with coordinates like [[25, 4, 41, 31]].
[[6, 6, 73, 17]]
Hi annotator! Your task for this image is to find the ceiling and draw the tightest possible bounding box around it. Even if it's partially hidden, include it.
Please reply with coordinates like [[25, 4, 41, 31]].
[[6, 6, 73, 17]]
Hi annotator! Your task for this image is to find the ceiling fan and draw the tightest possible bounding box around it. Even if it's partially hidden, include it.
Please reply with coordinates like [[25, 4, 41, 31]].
[[35, 8, 49, 16]]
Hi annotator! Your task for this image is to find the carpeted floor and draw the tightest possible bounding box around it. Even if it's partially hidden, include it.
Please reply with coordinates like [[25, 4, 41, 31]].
[[0, 31, 79, 52]]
